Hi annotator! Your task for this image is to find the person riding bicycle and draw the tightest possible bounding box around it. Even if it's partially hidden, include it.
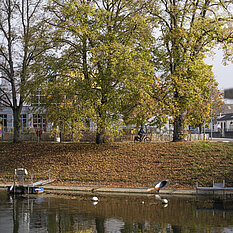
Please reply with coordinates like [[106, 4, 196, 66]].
[[138, 127, 145, 141]]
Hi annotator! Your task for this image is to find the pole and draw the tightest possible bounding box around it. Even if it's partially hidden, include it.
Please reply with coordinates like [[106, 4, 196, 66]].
[[0, 117, 2, 140], [169, 120, 171, 141], [210, 117, 213, 140], [210, 89, 213, 140]]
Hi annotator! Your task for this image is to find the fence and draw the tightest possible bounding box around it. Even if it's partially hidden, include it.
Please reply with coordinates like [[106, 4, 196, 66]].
[[206, 130, 233, 138], [0, 131, 209, 142], [115, 133, 209, 142], [0, 132, 54, 141]]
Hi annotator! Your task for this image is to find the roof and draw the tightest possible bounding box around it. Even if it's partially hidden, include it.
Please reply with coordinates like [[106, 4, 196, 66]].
[[217, 113, 233, 121]]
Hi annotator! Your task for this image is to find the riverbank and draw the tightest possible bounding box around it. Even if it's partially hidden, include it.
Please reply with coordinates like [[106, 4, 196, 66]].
[[0, 141, 233, 190], [0, 182, 197, 195], [2, 182, 233, 197]]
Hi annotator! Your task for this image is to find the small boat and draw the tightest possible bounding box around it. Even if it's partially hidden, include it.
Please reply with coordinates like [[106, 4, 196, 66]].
[[147, 180, 170, 192]]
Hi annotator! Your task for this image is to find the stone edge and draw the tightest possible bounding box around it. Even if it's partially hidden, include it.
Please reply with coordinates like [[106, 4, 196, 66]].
[[1, 183, 233, 195]]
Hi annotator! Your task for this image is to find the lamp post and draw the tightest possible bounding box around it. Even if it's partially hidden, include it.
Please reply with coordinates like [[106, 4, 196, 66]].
[[0, 117, 2, 140], [210, 88, 213, 140], [210, 116, 213, 140], [168, 116, 173, 142]]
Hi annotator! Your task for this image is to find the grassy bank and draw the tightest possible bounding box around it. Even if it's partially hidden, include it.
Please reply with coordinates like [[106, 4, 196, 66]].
[[0, 141, 232, 189]]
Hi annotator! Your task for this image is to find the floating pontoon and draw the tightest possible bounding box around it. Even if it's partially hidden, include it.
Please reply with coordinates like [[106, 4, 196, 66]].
[[8, 168, 54, 194], [196, 180, 233, 195]]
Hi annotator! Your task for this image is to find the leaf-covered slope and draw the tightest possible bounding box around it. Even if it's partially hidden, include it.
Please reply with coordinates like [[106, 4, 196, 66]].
[[0, 142, 232, 189]]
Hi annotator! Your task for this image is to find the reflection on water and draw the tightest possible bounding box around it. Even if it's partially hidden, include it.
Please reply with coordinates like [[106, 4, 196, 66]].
[[0, 190, 233, 233]]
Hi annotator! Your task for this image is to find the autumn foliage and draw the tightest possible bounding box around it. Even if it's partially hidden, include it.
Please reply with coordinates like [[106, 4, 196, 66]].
[[0, 142, 232, 189]]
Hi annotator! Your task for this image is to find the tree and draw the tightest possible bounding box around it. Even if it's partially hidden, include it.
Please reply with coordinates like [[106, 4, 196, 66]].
[[38, 70, 95, 141], [41, 0, 154, 143], [187, 76, 223, 133], [148, 0, 231, 141], [0, 0, 50, 142], [122, 87, 167, 130]]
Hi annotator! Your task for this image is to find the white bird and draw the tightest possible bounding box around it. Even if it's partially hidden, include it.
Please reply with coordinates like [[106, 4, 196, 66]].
[[91, 196, 98, 202], [91, 196, 98, 206], [147, 180, 170, 192], [162, 198, 168, 204]]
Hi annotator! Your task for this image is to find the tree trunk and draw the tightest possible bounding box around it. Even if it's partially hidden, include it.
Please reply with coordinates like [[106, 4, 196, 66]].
[[13, 108, 21, 143], [173, 111, 187, 142], [96, 120, 105, 144], [95, 99, 106, 144], [96, 132, 105, 144], [199, 124, 202, 134]]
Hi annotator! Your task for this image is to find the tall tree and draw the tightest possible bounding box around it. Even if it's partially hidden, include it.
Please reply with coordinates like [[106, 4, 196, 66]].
[[148, 0, 231, 141], [42, 0, 154, 143], [0, 0, 50, 142], [187, 76, 223, 133]]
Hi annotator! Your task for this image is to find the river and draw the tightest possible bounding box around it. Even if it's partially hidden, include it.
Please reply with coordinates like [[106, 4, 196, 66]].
[[0, 190, 233, 232]]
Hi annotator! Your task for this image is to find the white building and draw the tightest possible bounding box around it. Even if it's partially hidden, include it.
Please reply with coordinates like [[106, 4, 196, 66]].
[[0, 106, 48, 133]]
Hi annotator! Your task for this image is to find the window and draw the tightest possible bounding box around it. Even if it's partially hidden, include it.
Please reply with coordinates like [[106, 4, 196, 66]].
[[0, 114, 7, 132], [33, 114, 46, 131], [230, 122, 233, 130], [20, 114, 27, 132], [31, 90, 46, 106]]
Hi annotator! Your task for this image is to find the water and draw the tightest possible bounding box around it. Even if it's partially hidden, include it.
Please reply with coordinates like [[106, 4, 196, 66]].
[[0, 190, 233, 233]]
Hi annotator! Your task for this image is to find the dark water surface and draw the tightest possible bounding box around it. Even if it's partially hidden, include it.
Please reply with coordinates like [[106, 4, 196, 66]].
[[0, 190, 233, 233]]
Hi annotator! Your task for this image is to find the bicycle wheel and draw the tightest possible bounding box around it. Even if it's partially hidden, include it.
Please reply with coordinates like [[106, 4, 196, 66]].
[[144, 137, 151, 143]]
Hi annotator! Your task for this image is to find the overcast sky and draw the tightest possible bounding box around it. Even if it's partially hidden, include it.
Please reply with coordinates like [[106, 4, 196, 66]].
[[205, 49, 233, 90]]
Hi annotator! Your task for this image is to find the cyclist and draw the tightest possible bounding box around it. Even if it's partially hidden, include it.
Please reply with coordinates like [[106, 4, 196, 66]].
[[138, 127, 145, 141]]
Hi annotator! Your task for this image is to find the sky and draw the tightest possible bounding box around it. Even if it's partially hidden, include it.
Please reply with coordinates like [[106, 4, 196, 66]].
[[205, 49, 233, 90]]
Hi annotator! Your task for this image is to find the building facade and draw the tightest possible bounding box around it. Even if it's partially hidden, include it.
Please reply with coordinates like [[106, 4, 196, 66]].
[[0, 106, 48, 133]]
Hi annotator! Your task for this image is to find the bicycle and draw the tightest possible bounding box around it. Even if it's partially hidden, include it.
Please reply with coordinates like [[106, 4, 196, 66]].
[[134, 134, 151, 143]]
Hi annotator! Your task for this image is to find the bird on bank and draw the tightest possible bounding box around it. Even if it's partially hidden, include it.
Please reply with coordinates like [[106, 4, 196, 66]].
[[147, 180, 170, 192]]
